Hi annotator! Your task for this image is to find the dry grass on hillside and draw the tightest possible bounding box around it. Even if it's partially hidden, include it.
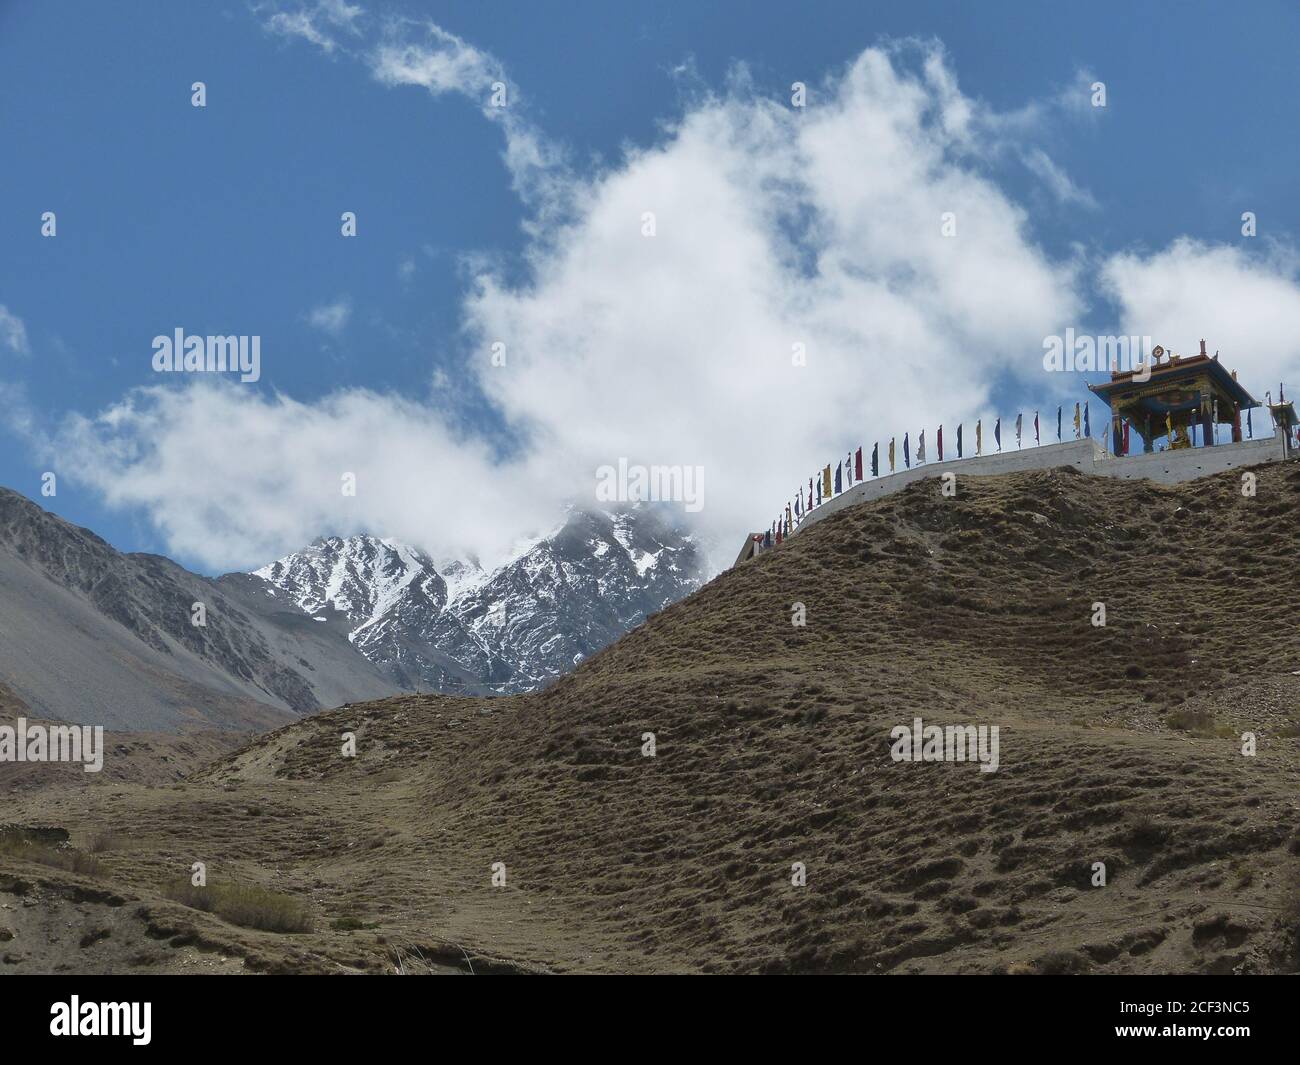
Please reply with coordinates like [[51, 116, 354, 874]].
[[3, 462, 1299, 974]]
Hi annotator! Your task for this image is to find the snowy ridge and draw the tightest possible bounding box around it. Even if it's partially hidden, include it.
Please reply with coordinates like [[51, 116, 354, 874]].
[[251, 508, 705, 694]]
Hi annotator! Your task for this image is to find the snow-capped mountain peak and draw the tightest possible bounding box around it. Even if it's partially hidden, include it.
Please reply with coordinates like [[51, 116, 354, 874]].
[[255, 534, 455, 628], [250, 510, 705, 694]]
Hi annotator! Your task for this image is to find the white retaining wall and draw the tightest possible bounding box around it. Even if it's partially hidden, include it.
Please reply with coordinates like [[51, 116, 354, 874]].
[[790, 432, 1292, 537]]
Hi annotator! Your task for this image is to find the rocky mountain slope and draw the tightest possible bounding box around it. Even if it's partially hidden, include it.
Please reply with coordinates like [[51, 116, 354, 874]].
[[0, 488, 705, 730], [252, 507, 706, 694], [0, 487, 398, 730], [4, 461, 1298, 974]]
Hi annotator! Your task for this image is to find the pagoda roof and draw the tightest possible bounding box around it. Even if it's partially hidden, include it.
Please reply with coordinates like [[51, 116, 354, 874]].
[[1088, 352, 1258, 409], [1268, 400, 1299, 430]]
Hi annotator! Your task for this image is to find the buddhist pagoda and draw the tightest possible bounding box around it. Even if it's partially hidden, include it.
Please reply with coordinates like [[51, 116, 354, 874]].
[[1088, 340, 1260, 454]]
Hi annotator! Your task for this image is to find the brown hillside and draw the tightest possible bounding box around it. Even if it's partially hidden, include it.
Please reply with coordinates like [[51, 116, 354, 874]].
[[3, 463, 1299, 974]]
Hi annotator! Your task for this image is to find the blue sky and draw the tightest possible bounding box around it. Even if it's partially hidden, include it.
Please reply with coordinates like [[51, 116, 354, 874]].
[[3, 0, 1299, 573]]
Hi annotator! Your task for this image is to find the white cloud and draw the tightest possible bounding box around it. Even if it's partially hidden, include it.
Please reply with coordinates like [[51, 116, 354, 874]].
[[261, 0, 364, 55], [0, 304, 30, 357], [45, 381, 565, 572], [50, 28, 1299, 577], [1023, 148, 1098, 209], [464, 43, 1082, 560], [47, 40, 1095, 572], [1101, 238, 1300, 403], [361, 19, 570, 218], [370, 24, 502, 100], [32, 14, 1300, 582], [987, 67, 1104, 137], [0, 304, 34, 438], [306, 297, 352, 336]]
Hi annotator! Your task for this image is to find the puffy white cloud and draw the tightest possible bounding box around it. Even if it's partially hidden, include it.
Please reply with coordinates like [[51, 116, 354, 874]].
[[465, 43, 1081, 560], [47, 382, 568, 572], [1101, 239, 1300, 403], [44, 40, 1095, 573]]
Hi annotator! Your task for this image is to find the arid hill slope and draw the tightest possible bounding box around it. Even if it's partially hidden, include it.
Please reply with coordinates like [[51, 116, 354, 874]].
[[3, 463, 1298, 974], [0, 487, 399, 730]]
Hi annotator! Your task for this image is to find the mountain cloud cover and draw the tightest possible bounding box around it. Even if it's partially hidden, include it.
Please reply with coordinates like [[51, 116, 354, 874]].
[[28, 4, 1300, 574]]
